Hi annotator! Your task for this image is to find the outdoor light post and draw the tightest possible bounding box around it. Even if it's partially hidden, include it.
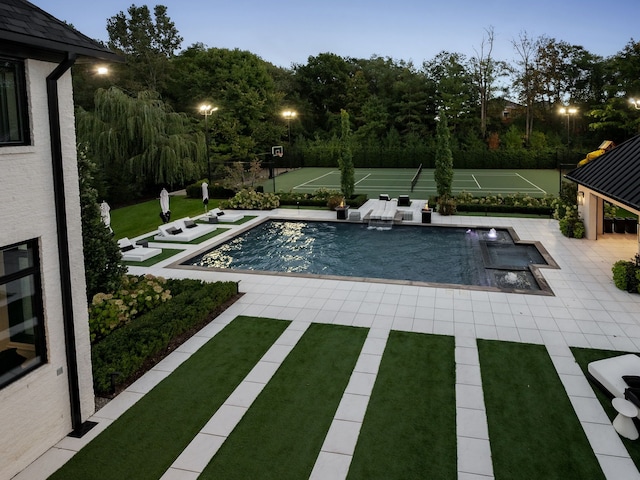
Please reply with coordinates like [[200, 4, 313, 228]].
[[199, 104, 218, 181], [559, 106, 577, 146], [630, 98, 640, 110], [282, 110, 296, 144]]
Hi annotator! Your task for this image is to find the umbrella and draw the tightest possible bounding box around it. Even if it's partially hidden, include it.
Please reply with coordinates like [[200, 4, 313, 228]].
[[99, 200, 113, 234], [202, 182, 209, 212], [160, 188, 170, 223]]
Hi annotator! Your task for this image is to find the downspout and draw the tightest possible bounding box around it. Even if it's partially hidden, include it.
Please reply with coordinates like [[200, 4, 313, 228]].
[[46, 52, 91, 437]]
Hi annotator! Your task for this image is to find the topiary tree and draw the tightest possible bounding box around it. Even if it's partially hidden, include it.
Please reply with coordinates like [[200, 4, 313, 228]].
[[434, 109, 454, 213], [78, 146, 126, 302], [338, 109, 355, 200]]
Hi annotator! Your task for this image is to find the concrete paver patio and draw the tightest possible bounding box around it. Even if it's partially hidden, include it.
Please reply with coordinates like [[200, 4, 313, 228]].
[[15, 206, 640, 480]]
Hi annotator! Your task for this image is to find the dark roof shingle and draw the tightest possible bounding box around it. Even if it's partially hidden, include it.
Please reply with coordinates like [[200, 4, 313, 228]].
[[566, 135, 640, 211]]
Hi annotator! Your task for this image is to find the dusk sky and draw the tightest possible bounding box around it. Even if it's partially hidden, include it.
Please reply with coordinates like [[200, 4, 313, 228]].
[[37, 0, 639, 68]]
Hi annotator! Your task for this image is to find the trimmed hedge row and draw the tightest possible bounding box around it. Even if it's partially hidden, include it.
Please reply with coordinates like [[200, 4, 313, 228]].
[[185, 180, 236, 200], [92, 280, 239, 395], [456, 203, 553, 216]]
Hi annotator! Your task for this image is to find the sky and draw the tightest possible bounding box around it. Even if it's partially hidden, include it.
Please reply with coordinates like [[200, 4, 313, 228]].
[[37, 0, 639, 68]]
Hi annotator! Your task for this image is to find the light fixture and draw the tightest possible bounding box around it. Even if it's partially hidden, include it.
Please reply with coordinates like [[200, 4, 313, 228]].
[[630, 98, 640, 110], [282, 110, 297, 144], [559, 106, 578, 145], [577, 191, 585, 206], [199, 104, 218, 181]]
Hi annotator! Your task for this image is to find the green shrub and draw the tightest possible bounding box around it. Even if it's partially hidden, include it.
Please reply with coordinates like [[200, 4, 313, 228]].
[[185, 180, 235, 199], [91, 280, 239, 395], [437, 195, 457, 216], [612, 260, 640, 292], [220, 189, 280, 209], [89, 274, 172, 343]]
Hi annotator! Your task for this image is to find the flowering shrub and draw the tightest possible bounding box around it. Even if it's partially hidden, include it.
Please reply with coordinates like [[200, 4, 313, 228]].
[[89, 274, 172, 343], [455, 191, 556, 208], [219, 188, 280, 210]]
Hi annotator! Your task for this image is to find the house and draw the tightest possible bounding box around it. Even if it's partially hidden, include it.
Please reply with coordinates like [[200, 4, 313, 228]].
[[0, 1, 120, 478], [565, 134, 640, 243]]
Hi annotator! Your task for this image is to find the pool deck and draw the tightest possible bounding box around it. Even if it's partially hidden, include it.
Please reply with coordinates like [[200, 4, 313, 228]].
[[16, 205, 640, 480]]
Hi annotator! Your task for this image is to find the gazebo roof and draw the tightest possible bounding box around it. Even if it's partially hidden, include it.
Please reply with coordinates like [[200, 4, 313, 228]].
[[0, 0, 121, 63], [565, 134, 640, 211]]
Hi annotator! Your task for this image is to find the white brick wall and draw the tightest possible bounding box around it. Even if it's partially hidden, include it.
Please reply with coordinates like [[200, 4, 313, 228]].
[[0, 59, 94, 480]]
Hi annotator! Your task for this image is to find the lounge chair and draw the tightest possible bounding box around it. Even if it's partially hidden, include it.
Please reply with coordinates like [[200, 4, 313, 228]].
[[207, 208, 245, 223], [153, 217, 217, 242], [117, 237, 162, 262], [588, 354, 640, 418]]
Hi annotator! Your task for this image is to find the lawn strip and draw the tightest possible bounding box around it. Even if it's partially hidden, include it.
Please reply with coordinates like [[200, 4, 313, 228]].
[[122, 248, 182, 266], [479, 340, 605, 479], [347, 331, 456, 479], [49, 316, 290, 480], [572, 347, 640, 469], [199, 323, 368, 480]]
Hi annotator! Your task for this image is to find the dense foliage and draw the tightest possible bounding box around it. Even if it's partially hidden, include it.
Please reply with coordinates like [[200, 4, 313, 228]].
[[73, 4, 640, 205], [91, 279, 239, 394]]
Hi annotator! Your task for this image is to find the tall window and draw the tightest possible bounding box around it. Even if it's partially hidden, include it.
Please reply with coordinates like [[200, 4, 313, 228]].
[[0, 240, 46, 388], [0, 59, 29, 146]]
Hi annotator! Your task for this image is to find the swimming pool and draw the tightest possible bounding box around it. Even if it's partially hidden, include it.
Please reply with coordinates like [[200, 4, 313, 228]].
[[182, 220, 557, 294]]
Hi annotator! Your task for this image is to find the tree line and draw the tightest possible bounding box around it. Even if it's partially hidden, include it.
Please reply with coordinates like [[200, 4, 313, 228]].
[[72, 4, 640, 205]]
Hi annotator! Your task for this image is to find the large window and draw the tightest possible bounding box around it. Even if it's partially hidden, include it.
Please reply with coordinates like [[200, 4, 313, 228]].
[[0, 240, 46, 388], [0, 58, 29, 146]]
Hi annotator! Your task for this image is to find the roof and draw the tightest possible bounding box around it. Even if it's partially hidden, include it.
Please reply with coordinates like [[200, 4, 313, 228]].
[[566, 134, 640, 211], [0, 0, 121, 63]]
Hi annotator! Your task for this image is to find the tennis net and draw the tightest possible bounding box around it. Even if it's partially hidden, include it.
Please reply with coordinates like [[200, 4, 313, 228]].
[[410, 163, 423, 191]]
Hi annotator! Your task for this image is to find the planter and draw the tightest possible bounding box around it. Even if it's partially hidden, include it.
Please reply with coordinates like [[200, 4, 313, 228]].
[[604, 217, 613, 233], [421, 209, 432, 224], [336, 206, 349, 220]]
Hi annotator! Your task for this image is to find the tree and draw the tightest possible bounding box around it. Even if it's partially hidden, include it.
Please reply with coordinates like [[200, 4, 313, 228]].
[[76, 87, 203, 202], [434, 110, 453, 198], [512, 31, 539, 144], [107, 4, 182, 92], [77, 146, 126, 301], [338, 109, 355, 199]]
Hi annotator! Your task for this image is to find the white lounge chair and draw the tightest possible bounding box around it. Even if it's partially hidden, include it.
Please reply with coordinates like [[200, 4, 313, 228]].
[[154, 217, 217, 242], [207, 208, 244, 223], [117, 237, 162, 262]]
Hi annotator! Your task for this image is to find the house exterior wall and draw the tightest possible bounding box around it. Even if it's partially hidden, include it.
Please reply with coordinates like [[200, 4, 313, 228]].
[[0, 59, 94, 480]]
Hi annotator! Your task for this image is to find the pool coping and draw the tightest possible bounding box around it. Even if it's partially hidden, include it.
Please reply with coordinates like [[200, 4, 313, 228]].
[[168, 217, 560, 296]]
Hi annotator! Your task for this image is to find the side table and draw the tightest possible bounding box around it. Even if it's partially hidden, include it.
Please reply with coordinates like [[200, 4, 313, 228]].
[[612, 397, 639, 440]]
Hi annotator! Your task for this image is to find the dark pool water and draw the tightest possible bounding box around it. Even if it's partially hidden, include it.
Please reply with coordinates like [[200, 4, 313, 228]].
[[183, 221, 549, 291]]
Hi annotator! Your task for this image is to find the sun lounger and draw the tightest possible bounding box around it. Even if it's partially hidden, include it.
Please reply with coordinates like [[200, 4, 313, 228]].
[[207, 208, 244, 223], [117, 237, 162, 262], [154, 217, 217, 242]]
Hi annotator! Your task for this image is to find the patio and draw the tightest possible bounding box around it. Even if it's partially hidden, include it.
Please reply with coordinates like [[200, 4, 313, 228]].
[[15, 208, 640, 479]]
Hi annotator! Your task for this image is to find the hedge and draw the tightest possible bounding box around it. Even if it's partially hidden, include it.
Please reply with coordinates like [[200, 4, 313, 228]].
[[456, 203, 553, 216], [91, 280, 239, 395], [185, 180, 236, 200]]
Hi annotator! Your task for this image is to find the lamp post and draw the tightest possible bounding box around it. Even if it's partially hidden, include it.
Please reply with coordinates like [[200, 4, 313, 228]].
[[282, 110, 296, 144], [199, 104, 218, 181], [559, 106, 577, 145], [630, 98, 640, 110]]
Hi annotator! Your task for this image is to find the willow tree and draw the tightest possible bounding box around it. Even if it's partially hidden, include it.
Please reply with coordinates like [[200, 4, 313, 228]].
[[76, 87, 203, 202], [338, 109, 355, 199]]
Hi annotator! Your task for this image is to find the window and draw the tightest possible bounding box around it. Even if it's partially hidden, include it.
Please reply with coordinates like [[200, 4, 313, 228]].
[[0, 59, 29, 146], [0, 240, 46, 388]]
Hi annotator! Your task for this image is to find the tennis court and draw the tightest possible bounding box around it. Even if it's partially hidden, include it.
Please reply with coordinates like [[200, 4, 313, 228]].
[[266, 167, 560, 198]]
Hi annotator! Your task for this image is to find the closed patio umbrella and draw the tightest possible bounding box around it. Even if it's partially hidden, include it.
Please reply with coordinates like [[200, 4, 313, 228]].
[[160, 188, 170, 223], [99, 200, 113, 234], [202, 182, 209, 212]]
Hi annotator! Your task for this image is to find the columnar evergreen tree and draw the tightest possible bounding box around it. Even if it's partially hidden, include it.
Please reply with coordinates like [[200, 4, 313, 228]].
[[77, 146, 126, 301], [338, 109, 355, 199], [434, 110, 454, 198]]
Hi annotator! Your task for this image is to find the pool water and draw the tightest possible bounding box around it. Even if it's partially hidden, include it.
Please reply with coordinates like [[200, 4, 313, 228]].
[[183, 220, 552, 292]]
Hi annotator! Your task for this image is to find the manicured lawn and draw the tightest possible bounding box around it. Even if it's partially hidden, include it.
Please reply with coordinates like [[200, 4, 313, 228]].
[[347, 331, 457, 479], [110, 195, 220, 239], [572, 347, 640, 470], [200, 323, 368, 480], [140, 226, 230, 245], [49, 316, 290, 480], [122, 248, 182, 266], [479, 340, 605, 479]]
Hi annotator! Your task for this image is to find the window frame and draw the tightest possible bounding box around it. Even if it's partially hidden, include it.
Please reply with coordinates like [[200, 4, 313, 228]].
[[0, 239, 47, 389], [0, 57, 30, 147]]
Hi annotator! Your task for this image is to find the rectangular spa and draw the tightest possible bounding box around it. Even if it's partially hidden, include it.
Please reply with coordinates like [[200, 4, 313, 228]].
[[181, 220, 557, 294]]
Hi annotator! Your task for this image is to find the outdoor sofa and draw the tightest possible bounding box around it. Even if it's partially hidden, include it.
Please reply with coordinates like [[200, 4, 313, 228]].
[[117, 237, 162, 262], [154, 217, 217, 242], [206, 208, 245, 223]]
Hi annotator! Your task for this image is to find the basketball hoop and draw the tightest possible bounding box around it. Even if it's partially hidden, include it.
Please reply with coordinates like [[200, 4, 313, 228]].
[[272, 145, 284, 157]]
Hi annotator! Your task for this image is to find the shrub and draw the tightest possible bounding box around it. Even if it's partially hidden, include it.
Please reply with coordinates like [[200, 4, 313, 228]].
[[220, 189, 280, 209], [89, 274, 172, 343], [437, 195, 457, 216], [612, 260, 640, 292], [91, 280, 239, 395], [185, 180, 235, 199]]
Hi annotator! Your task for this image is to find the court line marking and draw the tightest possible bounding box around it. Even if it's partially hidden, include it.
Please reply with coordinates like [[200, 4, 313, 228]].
[[295, 171, 339, 189], [471, 174, 481, 189], [355, 173, 371, 185], [515, 173, 547, 194]]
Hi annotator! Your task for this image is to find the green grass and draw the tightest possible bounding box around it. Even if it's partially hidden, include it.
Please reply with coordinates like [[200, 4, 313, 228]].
[[572, 347, 640, 470], [199, 323, 369, 480], [347, 331, 456, 479], [141, 226, 230, 245], [479, 340, 605, 480], [49, 316, 290, 480], [122, 248, 182, 267], [110, 196, 220, 239]]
